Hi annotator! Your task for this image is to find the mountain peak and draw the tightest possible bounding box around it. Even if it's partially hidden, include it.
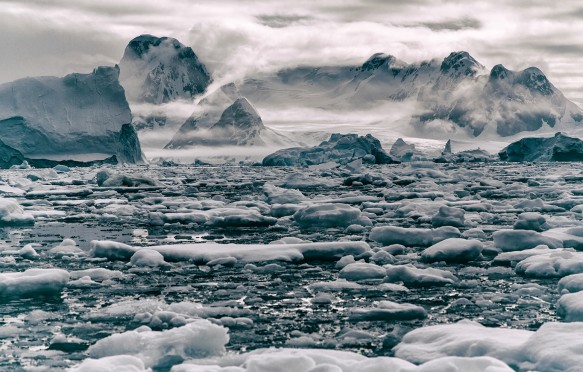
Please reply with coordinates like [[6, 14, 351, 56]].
[[217, 97, 263, 130], [489, 64, 511, 80], [517, 67, 554, 96], [119, 34, 212, 104], [361, 53, 398, 71], [440, 51, 484, 78]]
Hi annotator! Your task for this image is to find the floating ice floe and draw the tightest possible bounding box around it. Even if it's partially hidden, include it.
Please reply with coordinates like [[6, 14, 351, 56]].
[[0, 268, 69, 298], [86, 320, 228, 369], [0, 198, 34, 225], [349, 300, 427, 321], [493, 229, 562, 251], [369, 226, 460, 247], [515, 249, 583, 278], [420, 238, 483, 263], [384, 265, 458, 287], [339, 262, 387, 281], [90, 240, 371, 263], [293, 203, 372, 229], [393, 320, 532, 365]]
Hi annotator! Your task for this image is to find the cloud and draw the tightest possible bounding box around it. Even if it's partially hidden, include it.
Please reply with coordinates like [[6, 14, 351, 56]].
[[416, 17, 483, 31], [256, 14, 315, 28]]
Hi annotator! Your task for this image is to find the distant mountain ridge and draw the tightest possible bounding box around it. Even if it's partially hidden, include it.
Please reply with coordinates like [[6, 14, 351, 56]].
[[240, 51, 583, 138]]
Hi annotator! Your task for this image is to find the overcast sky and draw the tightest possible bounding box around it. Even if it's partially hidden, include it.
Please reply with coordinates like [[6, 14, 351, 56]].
[[1, 0, 583, 103]]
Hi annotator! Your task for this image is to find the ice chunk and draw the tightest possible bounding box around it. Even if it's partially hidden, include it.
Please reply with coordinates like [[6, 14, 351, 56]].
[[492, 245, 553, 267], [557, 291, 583, 321], [369, 226, 460, 247], [349, 300, 426, 321], [0, 198, 34, 226], [91, 240, 370, 263], [421, 238, 483, 263], [172, 348, 414, 372], [513, 212, 548, 232], [0, 269, 69, 298], [384, 265, 457, 286], [516, 322, 583, 371], [493, 230, 562, 251], [71, 355, 146, 372], [70, 268, 124, 282], [95, 170, 160, 187], [558, 273, 583, 294], [339, 262, 386, 281], [89, 240, 138, 260], [394, 320, 532, 364], [263, 184, 307, 204], [414, 357, 514, 372], [293, 204, 371, 229], [515, 250, 583, 278], [48, 238, 85, 257], [88, 320, 228, 369], [431, 206, 465, 228], [130, 249, 169, 268]]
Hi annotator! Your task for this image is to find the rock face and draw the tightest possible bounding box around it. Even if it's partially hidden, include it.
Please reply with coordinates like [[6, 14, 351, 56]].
[[0, 66, 144, 163], [119, 34, 212, 104], [166, 90, 296, 148], [262, 133, 398, 166], [499, 132, 583, 162], [117, 124, 146, 164], [0, 139, 25, 169], [241, 51, 582, 137]]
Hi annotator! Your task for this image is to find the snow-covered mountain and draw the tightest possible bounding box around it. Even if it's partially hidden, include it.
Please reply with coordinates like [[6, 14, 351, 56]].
[[240, 51, 583, 138], [412, 56, 581, 137], [240, 54, 440, 109], [0, 66, 144, 164], [165, 85, 297, 149], [119, 34, 212, 104]]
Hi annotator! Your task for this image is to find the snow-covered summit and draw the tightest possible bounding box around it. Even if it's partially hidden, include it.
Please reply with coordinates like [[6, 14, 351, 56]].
[[119, 34, 212, 104], [166, 93, 294, 148], [440, 51, 485, 79]]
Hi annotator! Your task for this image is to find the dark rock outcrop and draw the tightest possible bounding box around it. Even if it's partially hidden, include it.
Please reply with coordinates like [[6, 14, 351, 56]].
[[262, 133, 399, 166], [119, 34, 212, 104], [499, 132, 583, 162]]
